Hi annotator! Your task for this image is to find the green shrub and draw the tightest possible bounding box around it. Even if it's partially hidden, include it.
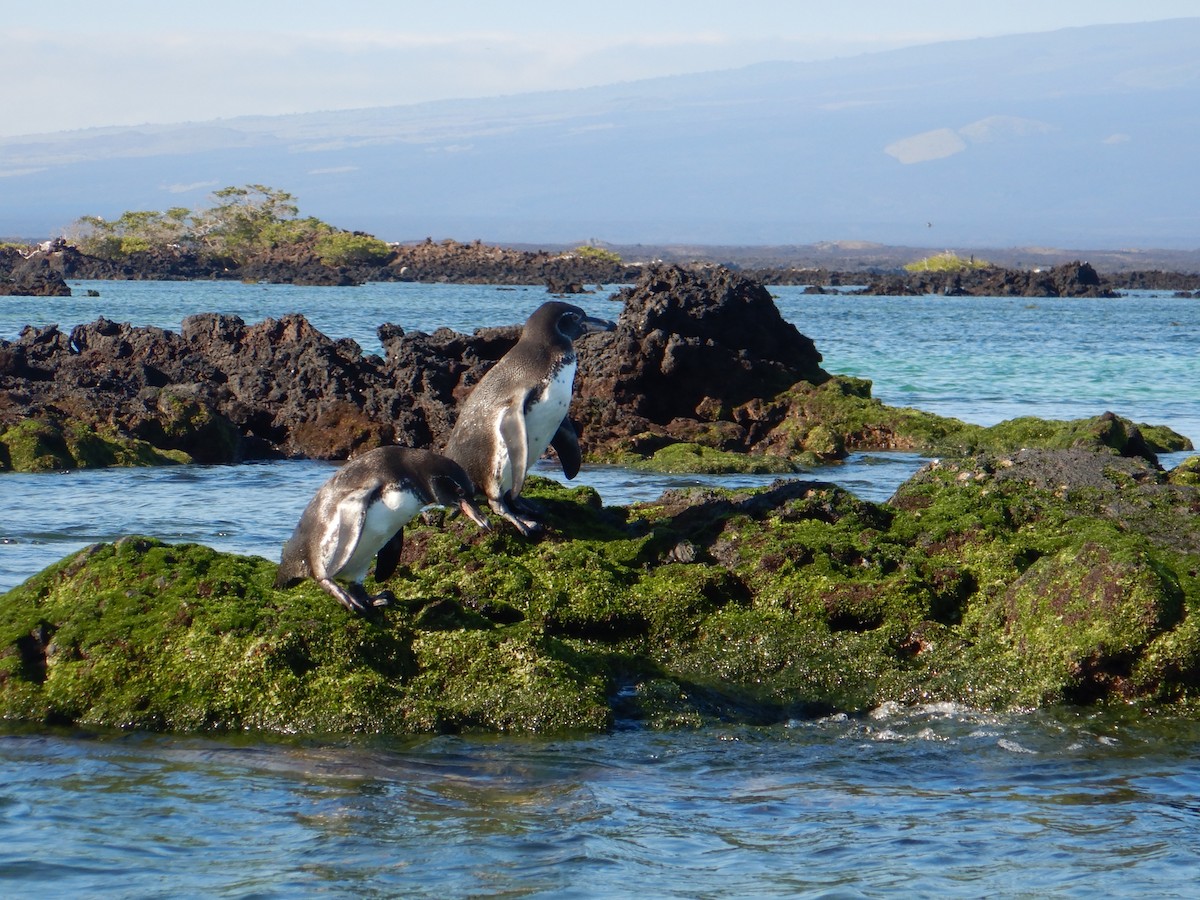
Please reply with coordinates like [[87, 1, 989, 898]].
[[260, 216, 329, 248], [314, 231, 394, 266], [571, 245, 623, 265], [60, 185, 386, 265], [904, 251, 991, 273]]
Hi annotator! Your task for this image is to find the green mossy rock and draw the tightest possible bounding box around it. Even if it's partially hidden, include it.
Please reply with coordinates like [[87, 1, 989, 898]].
[[627, 374, 1192, 475], [790, 376, 1192, 459], [1170, 455, 1200, 486], [2, 453, 1199, 735], [0, 418, 190, 472], [630, 442, 799, 474]]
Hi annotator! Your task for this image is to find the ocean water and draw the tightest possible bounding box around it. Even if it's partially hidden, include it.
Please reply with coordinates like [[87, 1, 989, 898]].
[[4, 707, 1200, 897], [2, 279, 1199, 897]]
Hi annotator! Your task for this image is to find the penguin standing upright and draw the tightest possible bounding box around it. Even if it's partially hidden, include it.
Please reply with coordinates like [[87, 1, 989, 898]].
[[445, 301, 615, 535], [275, 446, 490, 613]]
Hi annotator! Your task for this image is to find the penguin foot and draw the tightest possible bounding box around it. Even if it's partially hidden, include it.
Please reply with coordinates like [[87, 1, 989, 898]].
[[503, 511, 544, 537], [321, 579, 386, 615], [490, 497, 543, 537], [511, 496, 544, 517]]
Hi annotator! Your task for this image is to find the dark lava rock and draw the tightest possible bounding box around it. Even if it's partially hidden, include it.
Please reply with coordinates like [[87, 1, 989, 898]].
[[0, 265, 832, 468], [574, 266, 830, 452], [0, 250, 71, 296], [858, 261, 1118, 298], [0, 236, 647, 287]]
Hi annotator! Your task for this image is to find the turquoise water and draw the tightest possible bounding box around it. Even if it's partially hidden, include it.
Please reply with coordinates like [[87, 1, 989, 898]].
[[2, 280, 1199, 896]]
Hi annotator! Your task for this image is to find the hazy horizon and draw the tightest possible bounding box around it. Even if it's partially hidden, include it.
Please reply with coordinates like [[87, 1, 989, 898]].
[[3, 14, 1198, 252]]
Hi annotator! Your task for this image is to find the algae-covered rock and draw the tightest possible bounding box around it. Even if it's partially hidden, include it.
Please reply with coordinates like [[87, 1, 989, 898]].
[[629, 442, 799, 475], [0, 532, 609, 733], [732, 379, 1191, 470], [0, 418, 190, 471], [2, 452, 1199, 735], [1170, 455, 1200, 486], [1001, 541, 1184, 703]]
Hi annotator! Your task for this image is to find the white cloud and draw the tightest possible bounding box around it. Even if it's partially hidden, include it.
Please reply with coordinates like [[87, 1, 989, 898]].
[[163, 181, 219, 194], [885, 129, 967, 164], [885, 116, 1054, 164]]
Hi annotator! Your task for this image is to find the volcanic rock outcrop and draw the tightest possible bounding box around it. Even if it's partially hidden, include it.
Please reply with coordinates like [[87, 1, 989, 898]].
[[0, 265, 1190, 473], [0, 266, 831, 468], [858, 260, 1117, 297], [0, 248, 71, 296]]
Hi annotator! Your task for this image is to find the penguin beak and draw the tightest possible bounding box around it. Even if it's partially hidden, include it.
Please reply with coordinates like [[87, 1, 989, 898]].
[[578, 314, 616, 336], [459, 498, 492, 530]]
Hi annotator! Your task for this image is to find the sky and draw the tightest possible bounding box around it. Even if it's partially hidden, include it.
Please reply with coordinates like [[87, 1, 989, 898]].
[[3, 1, 1197, 138]]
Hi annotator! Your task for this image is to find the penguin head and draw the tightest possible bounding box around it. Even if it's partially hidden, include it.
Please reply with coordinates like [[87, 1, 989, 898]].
[[424, 457, 491, 530], [528, 301, 616, 345]]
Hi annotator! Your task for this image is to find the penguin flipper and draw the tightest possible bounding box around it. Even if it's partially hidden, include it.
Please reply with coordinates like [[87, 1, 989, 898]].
[[550, 418, 582, 480], [374, 528, 405, 583], [318, 488, 373, 578], [499, 403, 531, 498]]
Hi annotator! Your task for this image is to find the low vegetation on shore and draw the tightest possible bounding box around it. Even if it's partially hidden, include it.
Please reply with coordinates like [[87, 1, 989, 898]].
[[4, 184, 1200, 295], [66, 184, 394, 267], [904, 251, 992, 272]]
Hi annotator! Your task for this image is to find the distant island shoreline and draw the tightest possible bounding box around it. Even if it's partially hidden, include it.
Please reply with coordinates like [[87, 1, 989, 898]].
[[4, 236, 1200, 298]]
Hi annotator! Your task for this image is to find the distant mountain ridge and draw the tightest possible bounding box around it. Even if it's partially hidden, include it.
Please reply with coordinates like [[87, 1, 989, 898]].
[[2, 19, 1198, 249]]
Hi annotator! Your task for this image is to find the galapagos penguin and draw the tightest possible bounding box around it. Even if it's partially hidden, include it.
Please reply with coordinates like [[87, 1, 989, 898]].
[[275, 446, 490, 613], [444, 300, 615, 536]]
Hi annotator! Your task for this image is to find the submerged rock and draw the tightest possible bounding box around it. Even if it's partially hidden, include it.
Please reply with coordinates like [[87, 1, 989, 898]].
[[2, 448, 1198, 734]]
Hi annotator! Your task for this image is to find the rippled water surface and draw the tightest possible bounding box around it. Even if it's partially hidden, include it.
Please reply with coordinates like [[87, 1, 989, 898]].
[[4, 706, 1200, 897], [1, 280, 1199, 896]]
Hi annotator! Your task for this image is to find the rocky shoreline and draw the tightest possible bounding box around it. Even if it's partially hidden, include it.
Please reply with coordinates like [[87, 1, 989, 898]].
[[4, 237, 1200, 297], [1, 265, 1191, 473], [2, 259, 1198, 733]]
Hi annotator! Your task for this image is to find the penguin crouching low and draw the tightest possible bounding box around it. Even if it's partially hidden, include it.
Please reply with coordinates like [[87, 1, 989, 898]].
[[445, 301, 615, 536], [275, 447, 490, 613]]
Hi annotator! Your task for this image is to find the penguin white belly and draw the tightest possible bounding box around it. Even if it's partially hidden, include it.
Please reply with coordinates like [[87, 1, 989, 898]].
[[338, 487, 424, 582], [521, 360, 575, 472]]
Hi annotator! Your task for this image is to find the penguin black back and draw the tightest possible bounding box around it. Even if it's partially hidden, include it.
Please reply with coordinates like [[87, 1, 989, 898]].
[[445, 301, 615, 535], [275, 446, 489, 613]]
